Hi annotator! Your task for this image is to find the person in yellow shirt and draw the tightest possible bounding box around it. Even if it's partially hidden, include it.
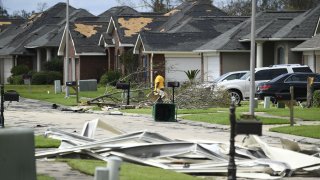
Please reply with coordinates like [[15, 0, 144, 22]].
[[154, 71, 165, 102]]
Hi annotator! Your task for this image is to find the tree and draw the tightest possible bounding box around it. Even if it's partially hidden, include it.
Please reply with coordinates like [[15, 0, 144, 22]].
[[37, 2, 48, 12], [0, 0, 8, 17], [11, 10, 34, 19], [220, 0, 320, 16], [281, 0, 320, 10], [117, 0, 182, 12]]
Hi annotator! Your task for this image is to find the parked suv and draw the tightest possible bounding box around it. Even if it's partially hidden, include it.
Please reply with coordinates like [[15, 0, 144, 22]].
[[256, 72, 320, 102], [215, 64, 312, 105]]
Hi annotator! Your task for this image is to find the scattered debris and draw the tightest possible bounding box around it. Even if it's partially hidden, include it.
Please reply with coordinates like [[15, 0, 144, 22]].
[[74, 24, 101, 38], [36, 119, 320, 179], [118, 17, 153, 37]]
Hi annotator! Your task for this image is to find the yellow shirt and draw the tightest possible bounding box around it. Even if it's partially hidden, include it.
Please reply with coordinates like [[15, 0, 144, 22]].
[[154, 75, 165, 91]]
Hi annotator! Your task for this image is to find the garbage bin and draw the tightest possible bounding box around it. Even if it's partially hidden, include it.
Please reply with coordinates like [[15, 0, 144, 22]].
[[153, 103, 176, 122]]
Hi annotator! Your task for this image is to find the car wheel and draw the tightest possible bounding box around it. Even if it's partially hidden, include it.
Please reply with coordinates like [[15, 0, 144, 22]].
[[229, 90, 241, 105]]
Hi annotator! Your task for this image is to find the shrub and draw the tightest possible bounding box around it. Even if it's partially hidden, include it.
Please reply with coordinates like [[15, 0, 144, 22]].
[[99, 71, 121, 86], [31, 71, 63, 85], [43, 59, 63, 72], [313, 90, 320, 107], [7, 75, 23, 85], [11, 65, 29, 76]]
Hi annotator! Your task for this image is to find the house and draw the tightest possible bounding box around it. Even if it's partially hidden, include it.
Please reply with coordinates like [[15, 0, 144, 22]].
[[292, 34, 320, 73], [0, 3, 93, 84], [134, 16, 246, 83], [196, 6, 320, 77], [102, 13, 167, 78], [58, 17, 108, 82], [132, 0, 242, 84]]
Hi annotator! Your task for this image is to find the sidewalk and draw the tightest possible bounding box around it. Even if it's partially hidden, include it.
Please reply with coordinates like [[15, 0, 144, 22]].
[[3, 98, 320, 179]]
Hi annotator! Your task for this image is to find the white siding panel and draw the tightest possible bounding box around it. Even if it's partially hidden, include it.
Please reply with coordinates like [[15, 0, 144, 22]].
[[207, 55, 220, 81], [165, 57, 200, 82]]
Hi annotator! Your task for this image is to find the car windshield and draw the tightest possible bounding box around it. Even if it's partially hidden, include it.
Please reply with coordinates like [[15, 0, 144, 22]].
[[240, 72, 250, 80], [213, 73, 231, 83]]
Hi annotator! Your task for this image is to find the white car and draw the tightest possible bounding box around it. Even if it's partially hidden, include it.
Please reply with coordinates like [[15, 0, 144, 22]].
[[216, 64, 313, 105], [200, 70, 249, 89]]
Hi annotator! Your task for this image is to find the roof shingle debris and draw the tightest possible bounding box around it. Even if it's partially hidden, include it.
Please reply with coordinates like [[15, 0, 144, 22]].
[[37, 119, 320, 179]]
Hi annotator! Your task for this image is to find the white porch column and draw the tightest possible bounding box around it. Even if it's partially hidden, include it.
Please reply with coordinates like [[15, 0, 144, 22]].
[[256, 42, 263, 68], [46, 48, 52, 62], [71, 58, 76, 81], [36, 49, 41, 72], [150, 53, 154, 87]]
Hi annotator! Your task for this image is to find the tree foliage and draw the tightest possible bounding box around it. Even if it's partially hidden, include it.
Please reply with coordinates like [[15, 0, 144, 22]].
[[220, 0, 320, 16], [0, 6, 9, 17]]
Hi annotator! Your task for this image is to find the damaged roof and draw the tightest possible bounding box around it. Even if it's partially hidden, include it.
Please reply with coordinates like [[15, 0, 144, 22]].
[[137, 16, 246, 52], [98, 6, 139, 21], [196, 10, 306, 52], [0, 18, 25, 32], [109, 15, 168, 45], [70, 17, 108, 54], [139, 32, 221, 52], [0, 2, 93, 56], [157, 0, 227, 33]]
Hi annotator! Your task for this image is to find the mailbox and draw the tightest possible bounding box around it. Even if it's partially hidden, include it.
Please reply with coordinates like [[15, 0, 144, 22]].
[[116, 82, 130, 90], [66, 81, 77, 87], [236, 120, 262, 136], [167, 81, 180, 88], [4, 90, 19, 102]]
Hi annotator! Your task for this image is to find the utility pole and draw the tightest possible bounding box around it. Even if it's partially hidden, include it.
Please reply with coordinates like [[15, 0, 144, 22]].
[[249, 0, 256, 117], [64, 0, 70, 97]]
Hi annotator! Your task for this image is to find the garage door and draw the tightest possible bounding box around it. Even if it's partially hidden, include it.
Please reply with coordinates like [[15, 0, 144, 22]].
[[165, 57, 201, 82]]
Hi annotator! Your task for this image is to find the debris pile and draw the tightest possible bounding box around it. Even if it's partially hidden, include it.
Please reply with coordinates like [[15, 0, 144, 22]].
[[36, 119, 320, 179]]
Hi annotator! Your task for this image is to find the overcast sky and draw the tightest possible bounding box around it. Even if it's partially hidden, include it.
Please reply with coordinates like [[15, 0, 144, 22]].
[[2, 0, 226, 16]]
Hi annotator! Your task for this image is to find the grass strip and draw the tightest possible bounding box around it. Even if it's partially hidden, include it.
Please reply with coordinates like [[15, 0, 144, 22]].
[[35, 135, 61, 148], [270, 125, 320, 139], [58, 159, 203, 180]]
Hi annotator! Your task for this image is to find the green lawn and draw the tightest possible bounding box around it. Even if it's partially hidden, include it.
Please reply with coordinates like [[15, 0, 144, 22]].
[[270, 125, 320, 139], [37, 174, 55, 180], [35, 135, 61, 148], [58, 159, 204, 180]]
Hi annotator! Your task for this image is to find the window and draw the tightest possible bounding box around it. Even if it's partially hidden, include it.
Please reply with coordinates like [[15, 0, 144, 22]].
[[292, 67, 312, 72], [255, 70, 270, 81], [255, 68, 287, 81], [269, 69, 288, 79], [315, 75, 320, 82], [286, 74, 308, 82]]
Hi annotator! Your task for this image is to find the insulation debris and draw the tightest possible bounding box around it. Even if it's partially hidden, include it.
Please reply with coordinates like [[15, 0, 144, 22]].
[[37, 119, 320, 179], [164, 9, 180, 16], [74, 24, 101, 38], [118, 17, 153, 37]]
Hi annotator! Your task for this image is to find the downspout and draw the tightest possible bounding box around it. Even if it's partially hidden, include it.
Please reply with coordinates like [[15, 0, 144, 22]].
[[150, 53, 154, 88], [201, 53, 204, 82]]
